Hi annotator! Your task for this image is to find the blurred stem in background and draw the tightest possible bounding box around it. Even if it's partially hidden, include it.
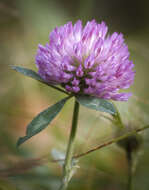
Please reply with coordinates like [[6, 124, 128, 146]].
[[126, 148, 133, 190], [59, 99, 80, 190], [118, 133, 143, 190]]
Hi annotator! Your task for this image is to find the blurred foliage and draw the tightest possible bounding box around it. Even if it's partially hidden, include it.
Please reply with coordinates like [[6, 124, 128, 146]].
[[0, 0, 149, 189]]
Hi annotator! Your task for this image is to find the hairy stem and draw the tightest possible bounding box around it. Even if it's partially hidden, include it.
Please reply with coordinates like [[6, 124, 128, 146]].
[[59, 99, 80, 190]]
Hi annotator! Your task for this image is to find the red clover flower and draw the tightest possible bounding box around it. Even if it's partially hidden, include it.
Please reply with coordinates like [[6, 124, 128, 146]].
[[36, 20, 135, 101]]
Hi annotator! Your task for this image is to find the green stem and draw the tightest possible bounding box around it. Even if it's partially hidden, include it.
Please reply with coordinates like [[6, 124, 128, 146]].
[[59, 99, 80, 190]]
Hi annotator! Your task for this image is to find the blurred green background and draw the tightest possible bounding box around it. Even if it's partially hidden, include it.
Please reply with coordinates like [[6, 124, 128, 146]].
[[0, 0, 149, 189]]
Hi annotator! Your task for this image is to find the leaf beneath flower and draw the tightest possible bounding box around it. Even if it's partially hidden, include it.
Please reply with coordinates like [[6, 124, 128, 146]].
[[11, 66, 69, 94], [17, 97, 70, 147], [11, 66, 44, 82], [76, 95, 116, 115]]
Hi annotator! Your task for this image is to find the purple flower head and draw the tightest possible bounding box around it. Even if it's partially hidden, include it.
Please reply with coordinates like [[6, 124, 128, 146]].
[[36, 20, 135, 101]]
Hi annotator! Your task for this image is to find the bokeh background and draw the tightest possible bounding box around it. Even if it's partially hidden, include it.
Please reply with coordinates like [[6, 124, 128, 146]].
[[0, 0, 149, 189]]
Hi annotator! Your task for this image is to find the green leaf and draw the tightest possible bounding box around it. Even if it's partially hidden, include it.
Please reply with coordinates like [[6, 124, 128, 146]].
[[76, 95, 116, 115], [11, 66, 69, 94], [11, 66, 44, 82], [17, 96, 70, 147]]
